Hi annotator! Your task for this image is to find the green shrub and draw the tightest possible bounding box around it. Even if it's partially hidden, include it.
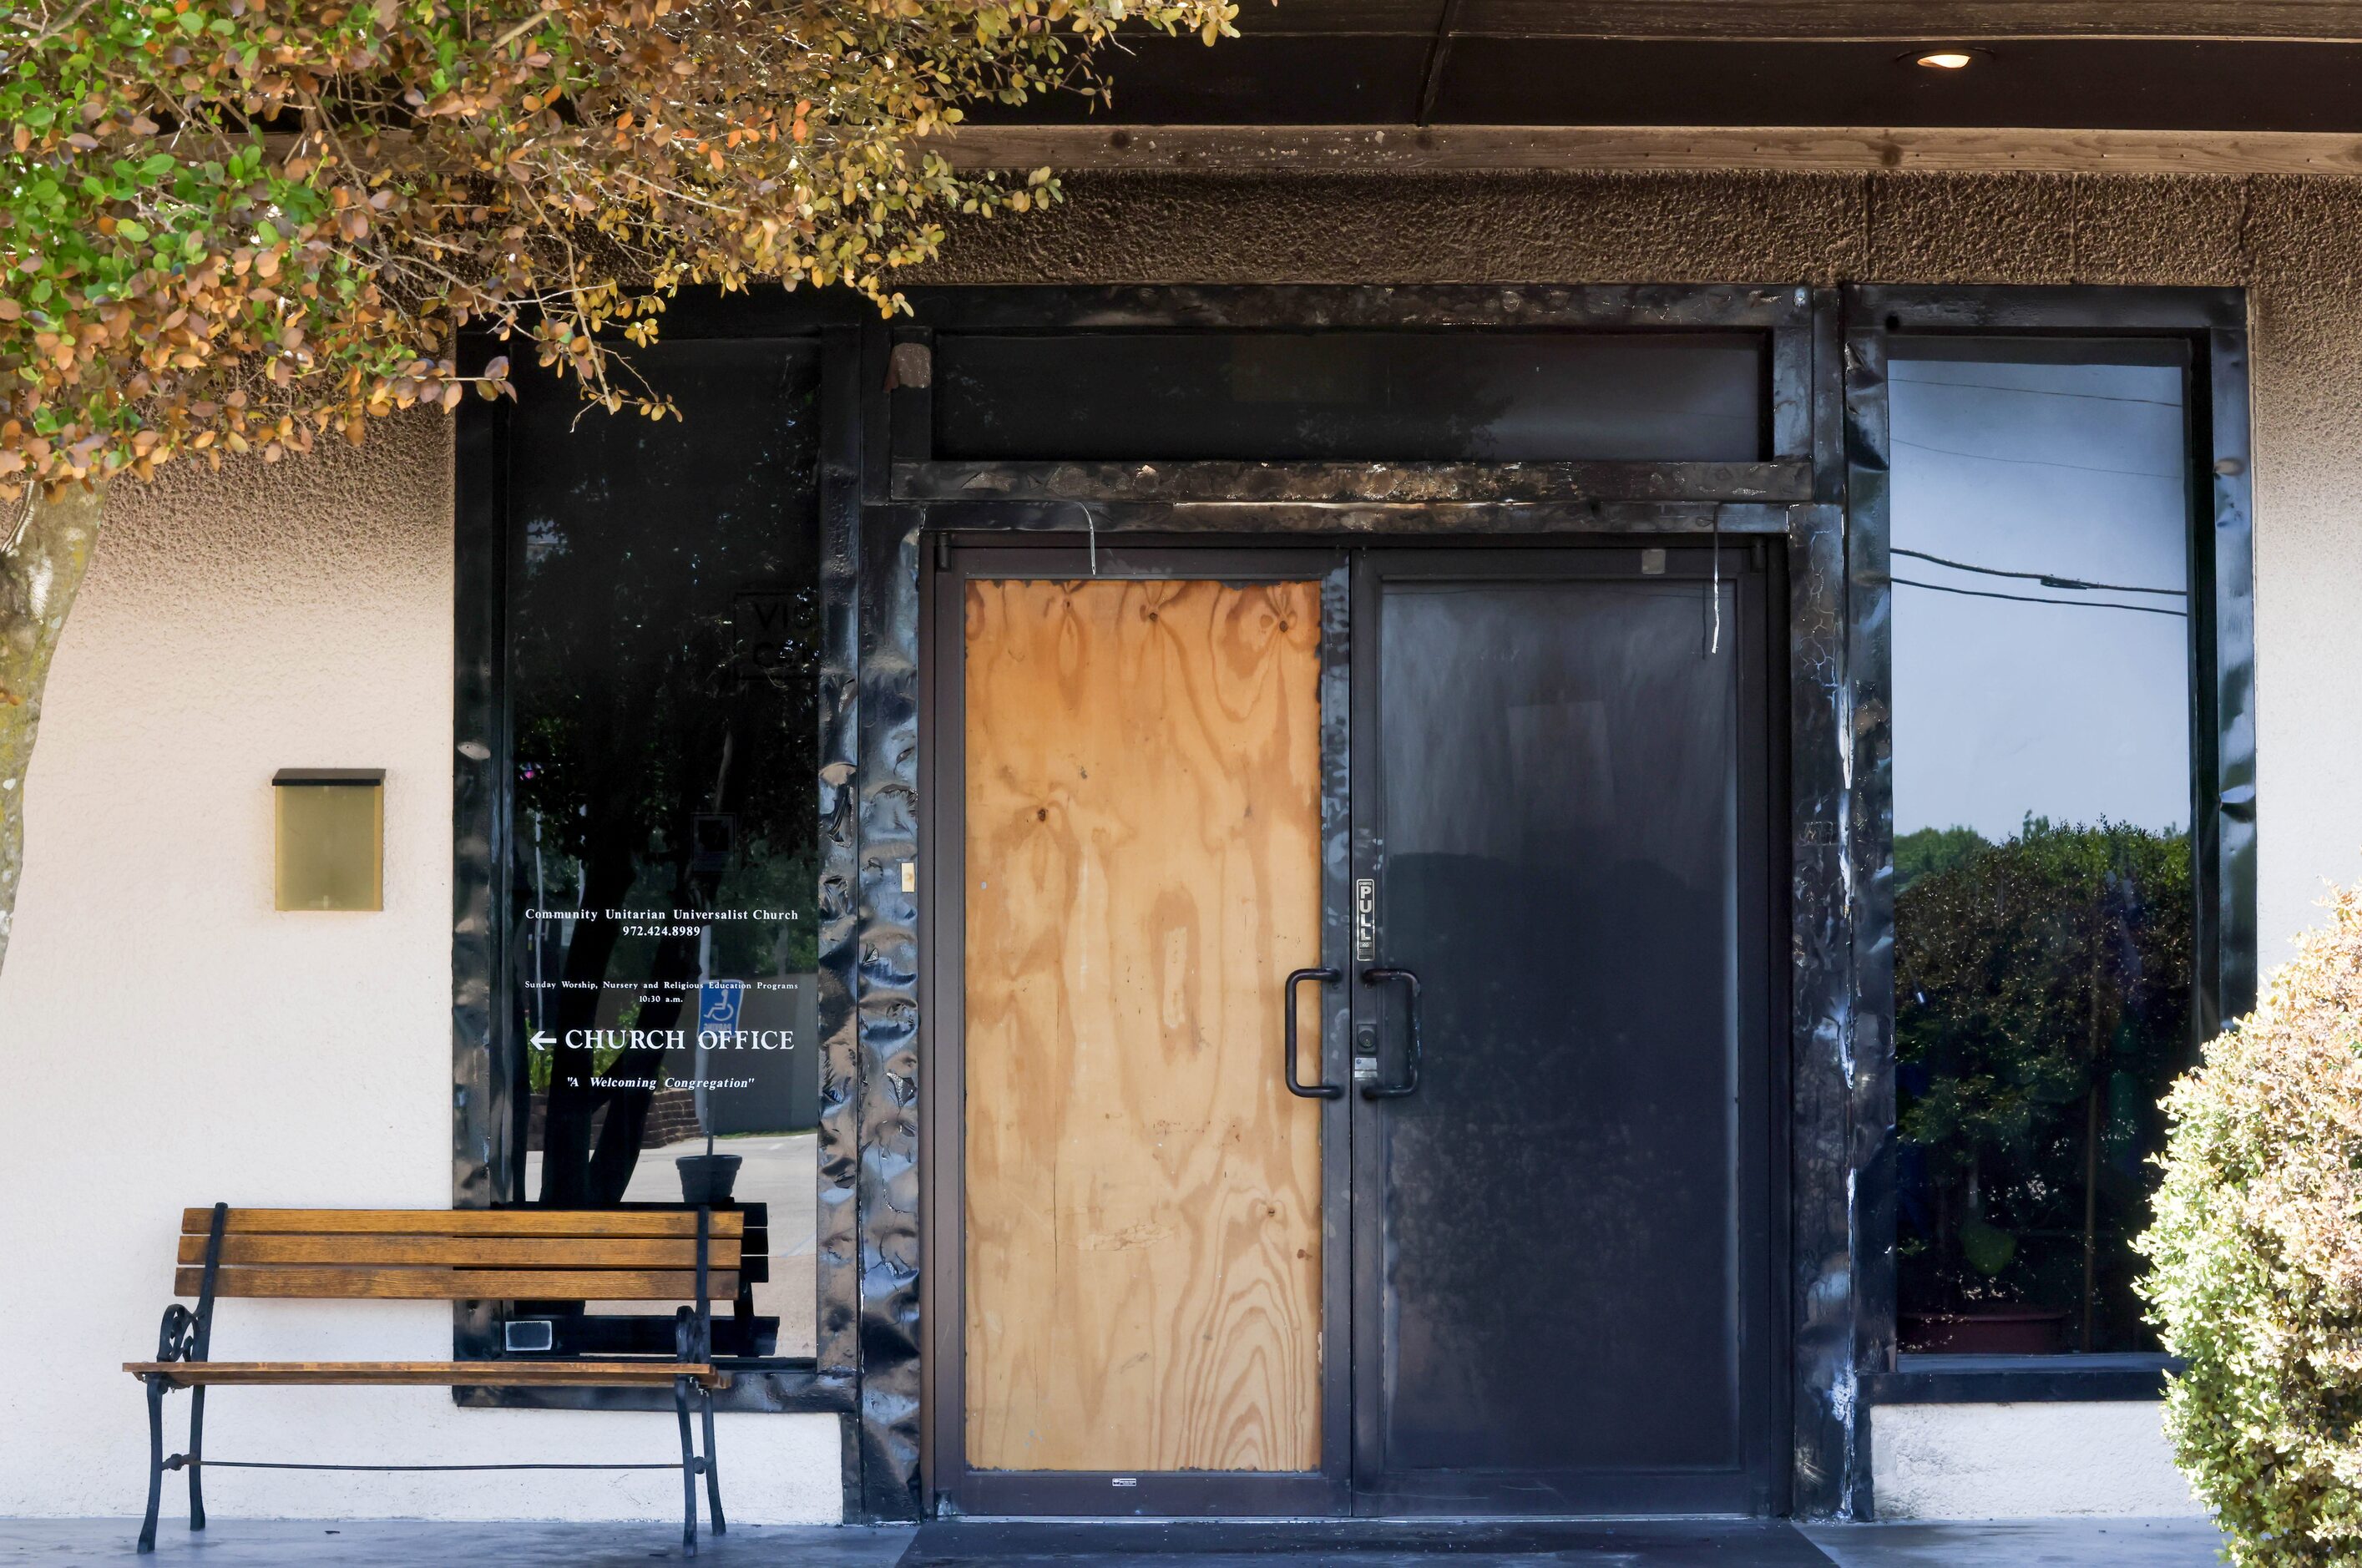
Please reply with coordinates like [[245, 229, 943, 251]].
[[2140, 879, 2362, 1565]]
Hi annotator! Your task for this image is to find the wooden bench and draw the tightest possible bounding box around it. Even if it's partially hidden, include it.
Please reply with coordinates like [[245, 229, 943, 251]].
[[125, 1205, 741, 1555]]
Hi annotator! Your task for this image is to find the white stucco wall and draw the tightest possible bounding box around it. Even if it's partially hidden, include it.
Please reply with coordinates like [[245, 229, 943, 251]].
[[0, 420, 842, 1524], [1870, 1404, 2202, 1520]]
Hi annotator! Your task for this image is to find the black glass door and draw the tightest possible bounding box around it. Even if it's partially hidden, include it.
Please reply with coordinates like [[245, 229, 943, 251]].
[[1346, 547, 1783, 1516]]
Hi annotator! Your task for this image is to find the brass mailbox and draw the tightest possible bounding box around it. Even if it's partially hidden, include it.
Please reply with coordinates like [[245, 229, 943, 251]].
[[272, 768, 384, 912]]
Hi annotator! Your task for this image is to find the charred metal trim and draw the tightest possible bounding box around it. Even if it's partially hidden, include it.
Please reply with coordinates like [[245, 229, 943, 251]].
[[1313, 559, 1355, 1503], [1848, 285, 2245, 336], [1810, 291, 1845, 509], [1823, 289, 1889, 1525], [855, 491, 926, 1520], [1772, 287, 1815, 460], [900, 284, 1809, 333], [887, 326, 933, 475], [817, 326, 868, 1433], [2203, 325, 2259, 1027], [1788, 279, 1862, 1528], [1784, 500, 1855, 1522], [916, 522, 958, 1515], [1839, 320, 1896, 1523], [908, 501, 1793, 534], [893, 460, 1811, 507], [1862, 1354, 2178, 1405]]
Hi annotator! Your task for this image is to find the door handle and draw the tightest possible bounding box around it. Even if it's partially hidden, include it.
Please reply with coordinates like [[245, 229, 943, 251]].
[[1283, 967, 1344, 1100], [1359, 966, 1423, 1100]]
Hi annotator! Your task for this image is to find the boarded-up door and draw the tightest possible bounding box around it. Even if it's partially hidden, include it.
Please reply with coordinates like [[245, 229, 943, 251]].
[[962, 576, 1324, 1474]]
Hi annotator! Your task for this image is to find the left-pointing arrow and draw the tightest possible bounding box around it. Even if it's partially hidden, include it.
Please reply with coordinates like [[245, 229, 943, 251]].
[[529, 1030, 555, 1049]]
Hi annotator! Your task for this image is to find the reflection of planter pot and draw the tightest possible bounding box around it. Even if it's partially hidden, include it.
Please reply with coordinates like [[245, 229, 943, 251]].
[[675, 1153, 742, 1204], [1903, 1308, 2071, 1355]]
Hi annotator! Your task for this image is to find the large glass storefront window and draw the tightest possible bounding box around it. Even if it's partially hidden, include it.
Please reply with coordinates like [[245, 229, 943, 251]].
[[1889, 340, 2196, 1356], [505, 337, 822, 1359]]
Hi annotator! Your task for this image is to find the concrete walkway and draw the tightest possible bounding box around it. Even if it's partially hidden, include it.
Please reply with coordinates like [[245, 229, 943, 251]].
[[0, 1517, 2228, 1566], [1804, 1519, 2224, 1566]]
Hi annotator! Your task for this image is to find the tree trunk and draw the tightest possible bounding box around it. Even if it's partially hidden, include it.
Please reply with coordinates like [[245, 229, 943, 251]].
[[0, 485, 103, 977]]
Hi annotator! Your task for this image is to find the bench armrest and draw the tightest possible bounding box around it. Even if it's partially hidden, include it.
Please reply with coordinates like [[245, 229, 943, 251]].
[[151, 1302, 204, 1371]]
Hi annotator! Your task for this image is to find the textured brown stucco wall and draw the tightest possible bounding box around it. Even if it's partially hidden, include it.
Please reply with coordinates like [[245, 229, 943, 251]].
[[913, 169, 2258, 287], [923, 169, 2362, 956]]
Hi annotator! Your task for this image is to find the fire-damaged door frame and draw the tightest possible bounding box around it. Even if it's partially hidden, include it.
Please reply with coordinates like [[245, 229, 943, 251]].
[[450, 281, 2255, 1524], [921, 536, 1786, 1520], [906, 284, 1820, 1520]]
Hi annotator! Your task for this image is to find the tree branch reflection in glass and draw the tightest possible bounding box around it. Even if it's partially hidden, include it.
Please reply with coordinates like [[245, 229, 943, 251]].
[[507, 339, 823, 1359]]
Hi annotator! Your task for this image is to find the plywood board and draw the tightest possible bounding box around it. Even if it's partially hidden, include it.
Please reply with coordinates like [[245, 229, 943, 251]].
[[963, 577, 1324, 1474]]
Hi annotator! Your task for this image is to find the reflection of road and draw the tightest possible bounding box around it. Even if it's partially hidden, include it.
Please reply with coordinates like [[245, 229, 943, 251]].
[[522, 1131, 817, 1358]]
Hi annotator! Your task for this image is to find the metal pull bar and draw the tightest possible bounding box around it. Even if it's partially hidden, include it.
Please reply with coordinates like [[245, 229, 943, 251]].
[[1283, 967, 1345, 1099], [1359, 967, 1423, 1100]]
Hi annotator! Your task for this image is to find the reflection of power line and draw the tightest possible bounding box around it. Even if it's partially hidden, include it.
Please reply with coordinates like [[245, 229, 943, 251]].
[[1894, 576, 2188, 618], [1894, 546, 2185, 598], [1892, 435, 2182, 480], [1889, 373, 2182, 410]]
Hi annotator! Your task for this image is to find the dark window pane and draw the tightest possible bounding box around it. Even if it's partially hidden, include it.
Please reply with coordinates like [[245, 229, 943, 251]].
[[1889, 339, 2195, 1357], [932, 331, 1766, 462], [505, 340, 821, 1359]]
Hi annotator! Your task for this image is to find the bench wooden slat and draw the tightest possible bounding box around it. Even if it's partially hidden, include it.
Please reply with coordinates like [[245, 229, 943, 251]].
[[177, 1235, 743, 1269], [181, 1208, 744, 1239], [174, 1267, 740, 1301], [125, 1361, 731, 1390]]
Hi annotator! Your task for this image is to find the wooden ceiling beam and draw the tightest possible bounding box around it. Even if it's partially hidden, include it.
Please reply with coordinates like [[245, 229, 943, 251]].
[[1413, 3, 2362, 42], [935, 124, 2362, 178]]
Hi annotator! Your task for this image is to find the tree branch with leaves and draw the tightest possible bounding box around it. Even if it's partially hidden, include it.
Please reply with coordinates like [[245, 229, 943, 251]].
[[0, 0, 1240, 968]]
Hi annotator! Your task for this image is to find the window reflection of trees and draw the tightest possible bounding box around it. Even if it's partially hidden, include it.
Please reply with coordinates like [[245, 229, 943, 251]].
[[1895, 820, 2192, 1353]]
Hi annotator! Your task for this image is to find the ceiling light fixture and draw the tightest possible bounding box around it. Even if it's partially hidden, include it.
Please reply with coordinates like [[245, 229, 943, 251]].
[[1914, 49, 1977, 70]]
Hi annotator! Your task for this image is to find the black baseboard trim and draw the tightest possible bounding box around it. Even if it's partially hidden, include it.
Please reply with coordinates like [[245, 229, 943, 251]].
[[1862, 1353, 2177, 1404]]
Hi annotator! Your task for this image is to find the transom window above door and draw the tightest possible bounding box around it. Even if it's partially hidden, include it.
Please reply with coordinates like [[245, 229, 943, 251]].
[[930, 331, 1770, 463]]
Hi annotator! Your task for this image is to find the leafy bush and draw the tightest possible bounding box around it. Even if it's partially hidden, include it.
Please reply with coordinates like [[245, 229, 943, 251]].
[[2141, 880, 2362, 1565]]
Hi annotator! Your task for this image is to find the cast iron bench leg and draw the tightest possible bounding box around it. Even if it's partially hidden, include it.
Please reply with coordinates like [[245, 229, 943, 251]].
[[138, 1375, 164, 1553], [701, 1383, 725, 1534], [187, 1384, 208, 1530], [674, 1373, 700, 1557]]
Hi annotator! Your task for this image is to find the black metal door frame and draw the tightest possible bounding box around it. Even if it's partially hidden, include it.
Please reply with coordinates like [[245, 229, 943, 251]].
[[1344, 544, 1788, 1518], [921, 533, 1788, 1519]]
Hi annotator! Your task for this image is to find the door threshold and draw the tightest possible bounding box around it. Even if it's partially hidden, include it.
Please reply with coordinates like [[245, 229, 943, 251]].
[[907, 1516, 1808, 1558]]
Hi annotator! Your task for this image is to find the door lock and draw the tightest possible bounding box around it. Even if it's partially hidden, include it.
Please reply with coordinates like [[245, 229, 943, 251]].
[[1358, 967, 1424, 1100]]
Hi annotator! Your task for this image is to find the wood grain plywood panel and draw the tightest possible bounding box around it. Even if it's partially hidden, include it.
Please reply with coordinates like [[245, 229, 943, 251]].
[[963, 577, 1324, 1474]]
